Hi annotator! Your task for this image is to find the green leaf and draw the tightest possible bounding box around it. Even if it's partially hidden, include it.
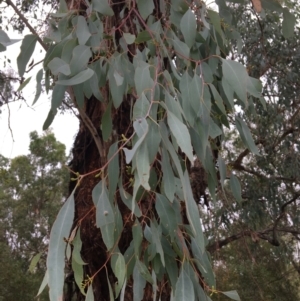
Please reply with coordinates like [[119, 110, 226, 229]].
[[133, 93, 150, 120], [111, 253, 126, 297], [150, 222, 165, 266], [73, 84, 85, 108], [113, 70, 124, 86], [85, 285, 94, 301], [119, 177, 142, 217], [218, 155, 226, 190], [37, 270, 48, 296], [76, 15, 91, 45], [134, 62, 154, 97], [136, 0, 154, 19], [207, 9, 223, 37], [230, 174, 242, 203], [72, 259, 85, 295], [222, 290, 241, 301], [247, 76, 262, 99], [209, 118, 222, 139], [69, 45, 92, 75], [136, 140, 151, 190], [183, 171, 205, 252], [161, 148, 176, 202], [108, 142, 119, 200], [48, 58, 71, 76], [132, 219, 143, 256], [17, 77, 31, 92], [51, 84, 66, 111], [136, 260, 153, 284], [17, 35, 38, 77], [174, 268, 195, 301], [123, 33, 136, 45], [62, 39, 78, 63], [47, 191, 75, 301], [43, 109, 57, 130], [0, 43, 6, 52], [235, 116, 260, 155], [222, 58, 248, 103], [209, 83, 227, 116], [135, 31, 152, 43], [32, 69, 43, 105], [92, 0, 114, 16], [0, 29, 10, 44], [133, 261, 146, 301], [167, 111, 193, 162], [146, 122, 161, 164], [56, 68, 94, 85], [72, 228, 86, 265], [106, 272, 114, 301], [282, 8, 296, 39], [101, 101, 112, 141], [180, 8, 196, 48], [29, 252, 42, 273], [261, 0, 282, 12], [92, 181, 115, 250], [123, 118, 149, 164], [172, 38, 190, 59], [155, 193, 177, 239]]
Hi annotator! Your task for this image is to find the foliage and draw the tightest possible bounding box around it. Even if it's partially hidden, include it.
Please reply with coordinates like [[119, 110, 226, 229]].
[[0, 0, 299, 300], [214, 239, 300, 301], [0, 131, 68, 301]]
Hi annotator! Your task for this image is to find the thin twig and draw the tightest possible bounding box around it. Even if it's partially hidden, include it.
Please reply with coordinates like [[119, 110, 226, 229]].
[[5, 0, 47, 51]]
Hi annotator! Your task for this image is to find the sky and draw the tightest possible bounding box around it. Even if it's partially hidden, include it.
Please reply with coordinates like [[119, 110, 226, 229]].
[[0, 27, 79, 159]]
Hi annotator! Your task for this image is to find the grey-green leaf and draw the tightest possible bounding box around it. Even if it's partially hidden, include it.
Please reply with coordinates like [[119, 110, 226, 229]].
[[48, 58, 71, 76], [47, 191, 75, 301], [155, 193, 177, 239], [136, 0, 154, 19], [222, 58, 248, 103], [43, 109, 57, 130], [123, 33, 136, 45], [76, 15, 91, 45], [51, 84, 66, 111], [0, 29, 10, 44], [92, 0, 114, 16], [235, 116, 260, 155], [56, 68, 94, 85], [17, 35, 38, 77], [180, 8, 196, 48], [17, 77, 31, 92], [174, 268, 195, 301], [282, 8, 296, 39], [32, 69, 43, 105], [167, 111, 193, 162], [222, 290, 241, 301], [230, 174, 242, 203], [85, 285, 95, 301]]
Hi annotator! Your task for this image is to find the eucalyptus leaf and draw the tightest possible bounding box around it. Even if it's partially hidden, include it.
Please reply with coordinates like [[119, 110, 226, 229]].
[[56, 68, 94, 85], [47, 191, 75, 301], [17, 35, 38, 77]]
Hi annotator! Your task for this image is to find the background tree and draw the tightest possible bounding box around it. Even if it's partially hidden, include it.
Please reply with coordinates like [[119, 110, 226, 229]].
[[0, 131, 68, 301], [0, 0, 299, 301]]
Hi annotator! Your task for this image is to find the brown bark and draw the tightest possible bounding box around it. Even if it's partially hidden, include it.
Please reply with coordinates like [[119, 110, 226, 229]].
[[66, 2, 168, 300]]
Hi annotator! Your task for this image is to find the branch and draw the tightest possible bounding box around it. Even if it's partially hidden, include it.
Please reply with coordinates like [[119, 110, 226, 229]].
[[207, 226, 300, 253], [5, 0, 47, 51], [271, 193, 300, 246]]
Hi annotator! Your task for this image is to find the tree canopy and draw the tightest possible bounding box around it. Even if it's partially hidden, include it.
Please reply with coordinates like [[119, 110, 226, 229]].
[[0, 0, 300, 300]]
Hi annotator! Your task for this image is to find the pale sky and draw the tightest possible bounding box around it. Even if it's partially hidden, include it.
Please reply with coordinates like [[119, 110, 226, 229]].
[[0, 31, 79, 159]]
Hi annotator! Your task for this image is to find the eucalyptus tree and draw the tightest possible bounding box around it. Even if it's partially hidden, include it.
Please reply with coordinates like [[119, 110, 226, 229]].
[[0, 131, 68, 301], [0, 0, 298, 301]]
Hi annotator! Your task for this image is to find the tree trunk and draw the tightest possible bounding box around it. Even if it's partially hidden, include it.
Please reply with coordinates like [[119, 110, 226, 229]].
[[68, 2, 168, 300]]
